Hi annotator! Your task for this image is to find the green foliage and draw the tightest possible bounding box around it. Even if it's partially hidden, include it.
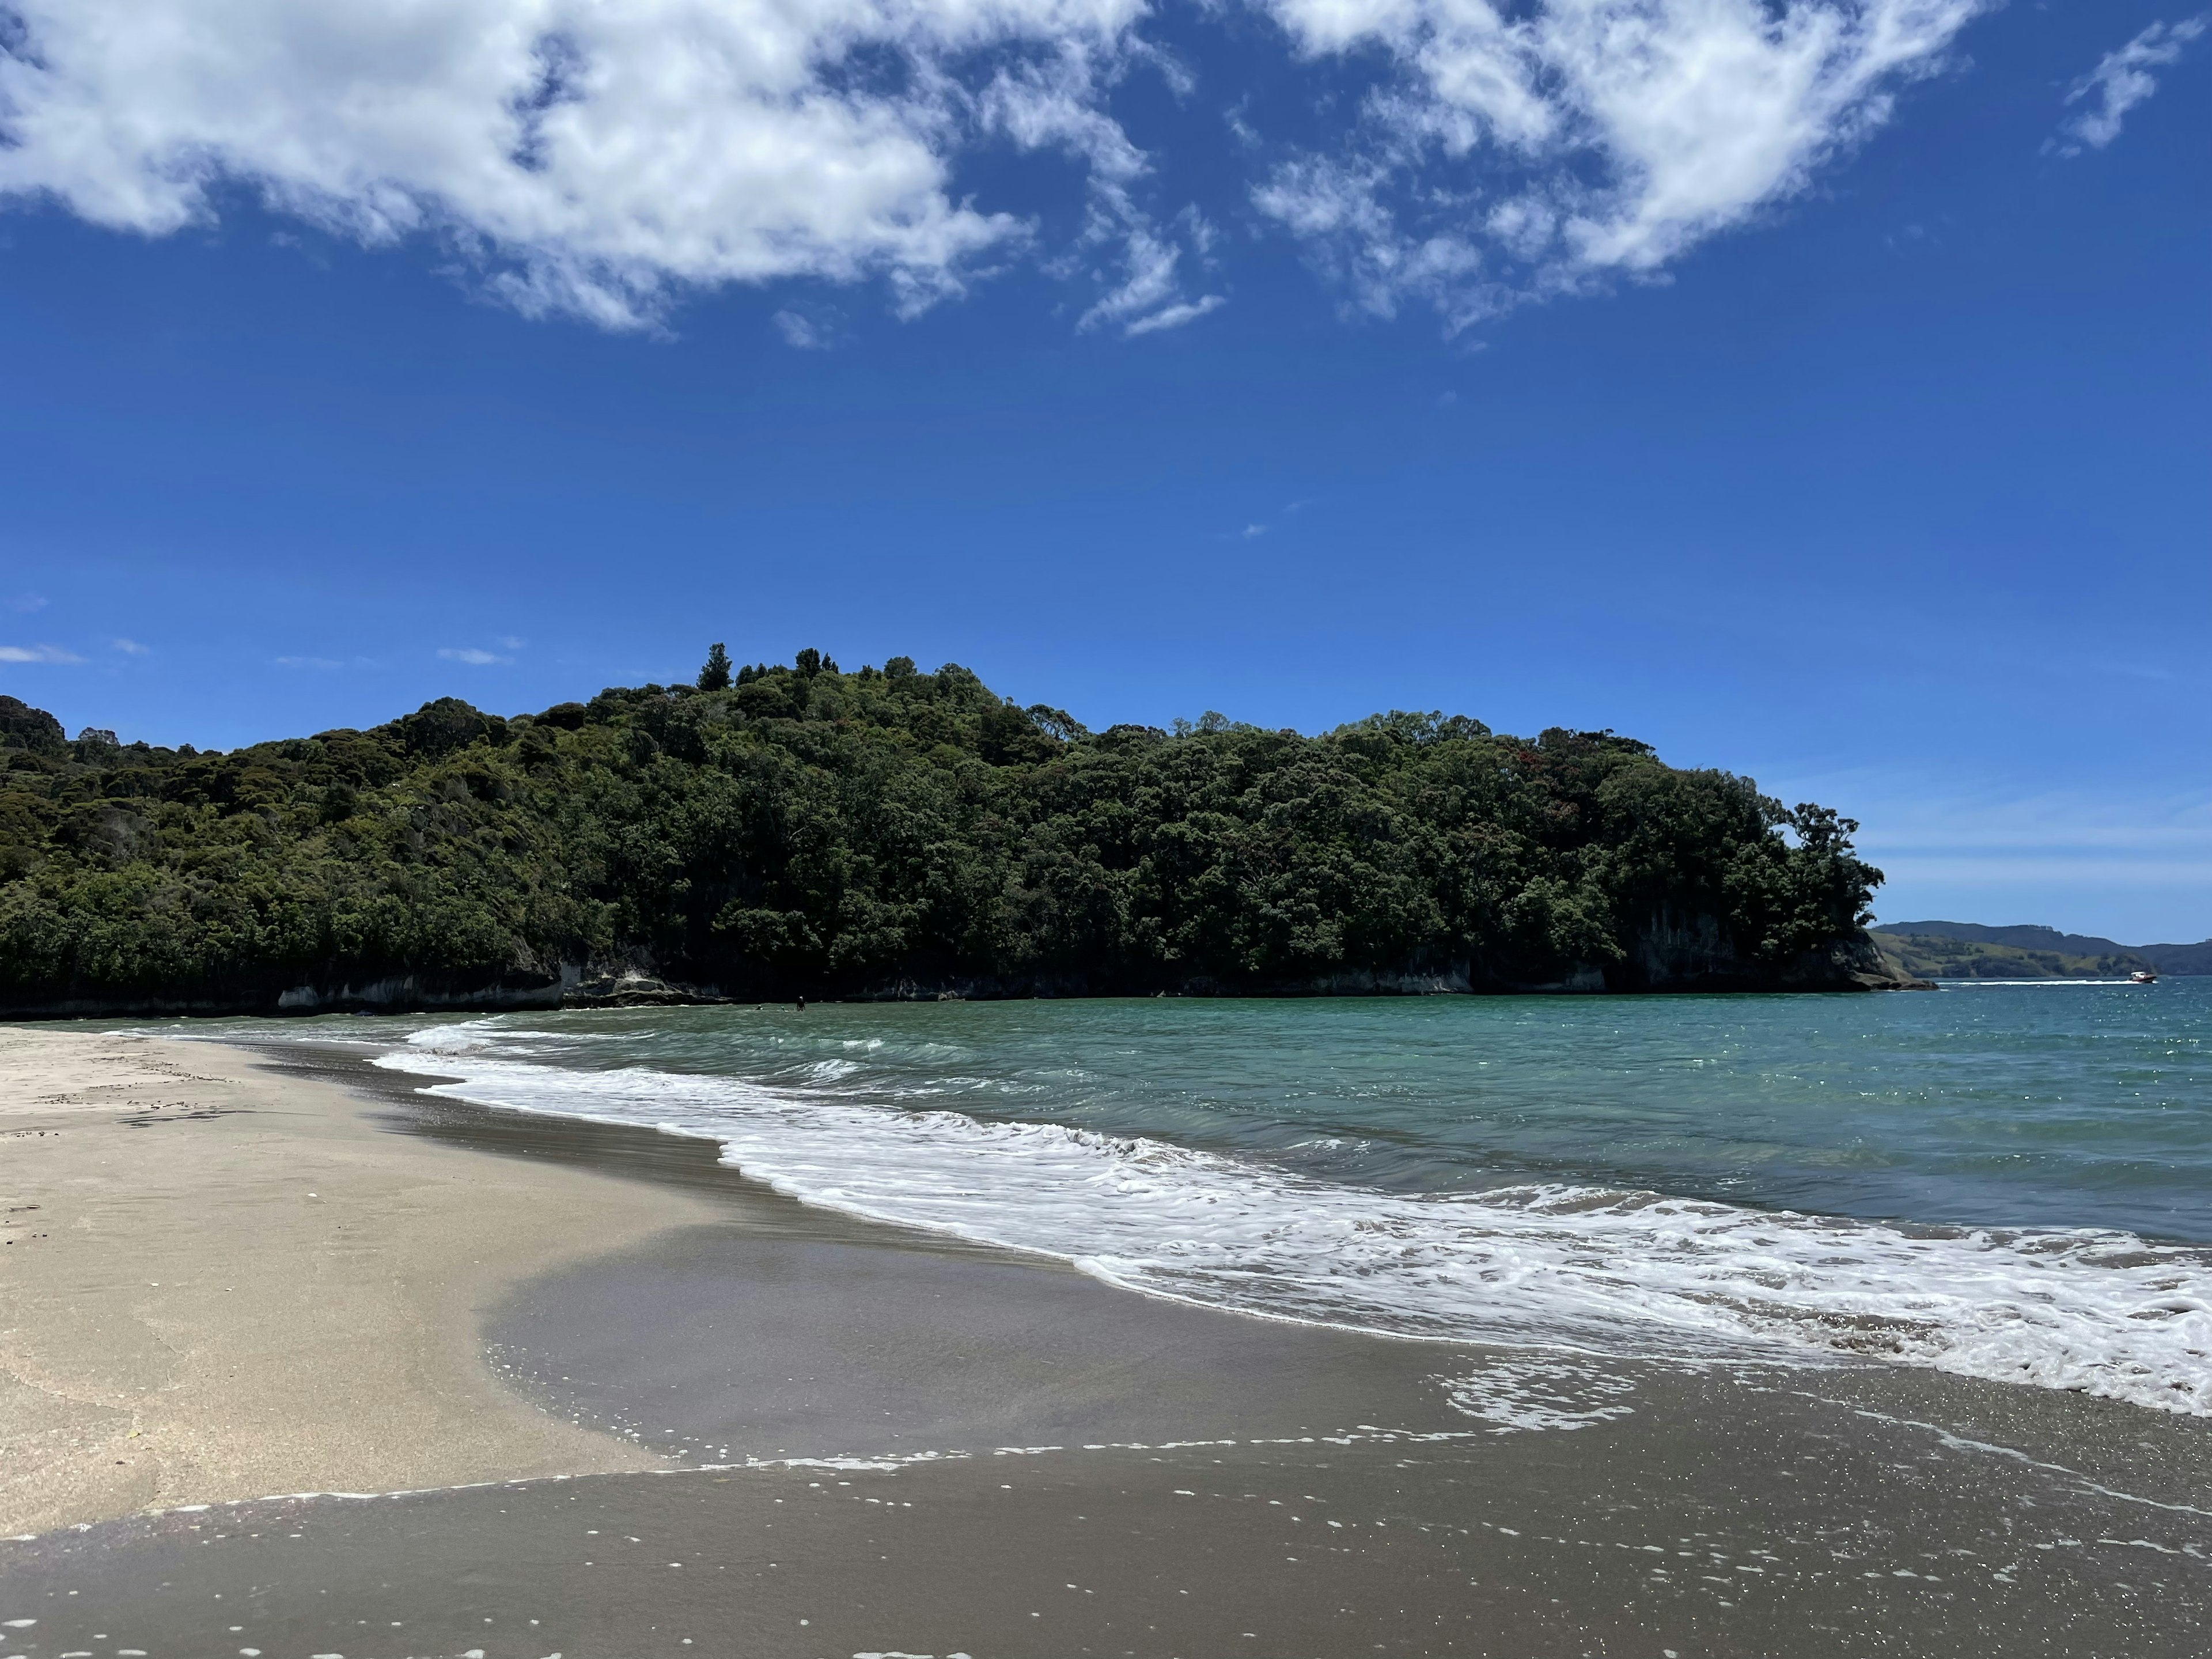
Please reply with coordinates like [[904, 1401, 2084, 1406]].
[[698, 642, 733, 693], [0, 661, 1884, 1009], [0, 697, 65, 756], [1869, 931, 2154, 981]]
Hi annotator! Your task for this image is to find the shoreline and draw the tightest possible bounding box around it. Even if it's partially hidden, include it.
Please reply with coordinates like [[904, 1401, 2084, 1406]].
[[13, 1175, 2212, 1655], [0, 1027, 721, 1539], [5, 1024, 2211, 1654], [329, 1001, 2212, 1416], [0, 967, 1934, 1024]]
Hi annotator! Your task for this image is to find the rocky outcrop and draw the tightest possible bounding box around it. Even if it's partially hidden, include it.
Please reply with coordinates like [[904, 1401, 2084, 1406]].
[[1610, 911, 1930, 993], [1777, 930, 1935, 992], [563, 967, 727, 1007]]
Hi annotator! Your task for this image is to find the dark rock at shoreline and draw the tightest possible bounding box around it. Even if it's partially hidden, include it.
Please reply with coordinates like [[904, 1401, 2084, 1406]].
[[0, 919, 1926, 1020]]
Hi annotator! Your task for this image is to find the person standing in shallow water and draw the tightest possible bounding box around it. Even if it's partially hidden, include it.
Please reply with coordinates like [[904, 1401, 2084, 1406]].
[[797, 995, 805, 1011]]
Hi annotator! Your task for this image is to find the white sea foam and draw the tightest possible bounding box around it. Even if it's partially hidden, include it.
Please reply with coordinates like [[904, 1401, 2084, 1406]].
[[1442, 1358, 1639, 1433], [382, 1023, 2212, 1416]]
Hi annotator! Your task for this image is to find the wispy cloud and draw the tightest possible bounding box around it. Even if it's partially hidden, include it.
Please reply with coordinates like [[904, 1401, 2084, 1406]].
[[772, 310, 832, 350], [1122, 293, 1226, 336], [112, 637, 150, 655], [0, 643, 85, 663], [439, 646, 513, 666], [1765, 764, 2212, 939], [274, 656, 343, 669], [1071, 211, 1225, 339], [2052, 16, 2207, 155], [986, 44, 1223, 337], [1240, 522, 1268, 539], [1775, 768, 2212, 856], [1253, 0, 1986, 328], [6, 594, 48, 613]]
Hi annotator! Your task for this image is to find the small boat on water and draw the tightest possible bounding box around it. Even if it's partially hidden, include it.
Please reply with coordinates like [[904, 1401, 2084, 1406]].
[[2131, 968, 2158, 984]]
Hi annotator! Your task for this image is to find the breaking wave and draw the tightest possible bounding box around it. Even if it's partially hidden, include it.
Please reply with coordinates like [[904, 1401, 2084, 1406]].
[[385, 1021, 2212, 1416]]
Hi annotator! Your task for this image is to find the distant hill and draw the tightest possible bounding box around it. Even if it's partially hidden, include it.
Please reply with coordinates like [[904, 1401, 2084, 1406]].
[[1873, 919, 2212, 978], [2143, 940, 2212, 975], [1869, 929, 2151, 981]]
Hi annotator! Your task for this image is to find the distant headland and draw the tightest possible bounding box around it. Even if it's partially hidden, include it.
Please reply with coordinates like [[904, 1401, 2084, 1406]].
[[1870, 919, 2211, 980], [0, 652, 1918, 1017]]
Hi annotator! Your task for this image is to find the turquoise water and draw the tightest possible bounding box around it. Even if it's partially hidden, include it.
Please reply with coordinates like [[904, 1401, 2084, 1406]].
[[397, 979, 2209, 1241], [169, 979, 2212, 1411]]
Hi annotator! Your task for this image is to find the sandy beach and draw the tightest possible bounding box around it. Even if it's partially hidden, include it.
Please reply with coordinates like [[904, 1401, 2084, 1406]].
[[2, 1029, 2210, 1656], [0, 1028, 709, 1539]]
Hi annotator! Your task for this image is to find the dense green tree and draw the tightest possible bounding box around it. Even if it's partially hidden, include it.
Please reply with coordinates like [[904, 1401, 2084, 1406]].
[[0, 658, 1890, 1013], [0, 698, 65, 755], [698, 643, 733, 692]]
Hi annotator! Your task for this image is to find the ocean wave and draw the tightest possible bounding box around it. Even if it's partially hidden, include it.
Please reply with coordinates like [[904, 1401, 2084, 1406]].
[[380, 1025, 2212, 1416]]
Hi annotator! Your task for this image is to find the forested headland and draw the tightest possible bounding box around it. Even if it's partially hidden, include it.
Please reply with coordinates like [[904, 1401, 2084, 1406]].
[[0, 651, 1912, 1016]]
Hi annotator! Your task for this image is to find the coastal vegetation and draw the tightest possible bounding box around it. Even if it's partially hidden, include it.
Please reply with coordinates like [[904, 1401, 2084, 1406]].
[[1869, 930, 2152, 982], [0, 654, 1897, 1014], [1871, 921, 2208, 980]]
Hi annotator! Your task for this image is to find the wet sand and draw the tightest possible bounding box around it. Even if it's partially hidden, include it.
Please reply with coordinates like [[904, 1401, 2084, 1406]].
[[3, 1035, 2210, 1656], [7, 1381, 2210, 1658]]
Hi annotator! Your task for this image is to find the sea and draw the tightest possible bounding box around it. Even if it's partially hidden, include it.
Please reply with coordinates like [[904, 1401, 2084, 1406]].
[[180, 978, 2212, 1416]]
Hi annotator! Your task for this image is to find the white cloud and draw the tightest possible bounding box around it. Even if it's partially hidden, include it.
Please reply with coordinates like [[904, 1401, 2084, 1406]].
[[773, 309, 830, 349], [1077, 216, 1224, 332], [439, 646, 512, 665], [2053, 16, 2207, 156], [6, 594, 48, 613], [1123, 291, 1226, 333], [112, 637, 151, 654], [990, 44, 1224, 333], [0, 0, 1988, 333], [0, 0, 1152, 327], [0, 643, 85, 663], [1255, 0, 1985, 321]]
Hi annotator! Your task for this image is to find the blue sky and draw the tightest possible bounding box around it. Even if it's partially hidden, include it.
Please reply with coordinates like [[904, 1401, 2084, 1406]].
[[2, 1, 2207, 943]]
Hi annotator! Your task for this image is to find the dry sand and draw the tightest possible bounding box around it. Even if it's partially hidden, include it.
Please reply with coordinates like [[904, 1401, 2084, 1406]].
[[0, 1027, 712, 1537]]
